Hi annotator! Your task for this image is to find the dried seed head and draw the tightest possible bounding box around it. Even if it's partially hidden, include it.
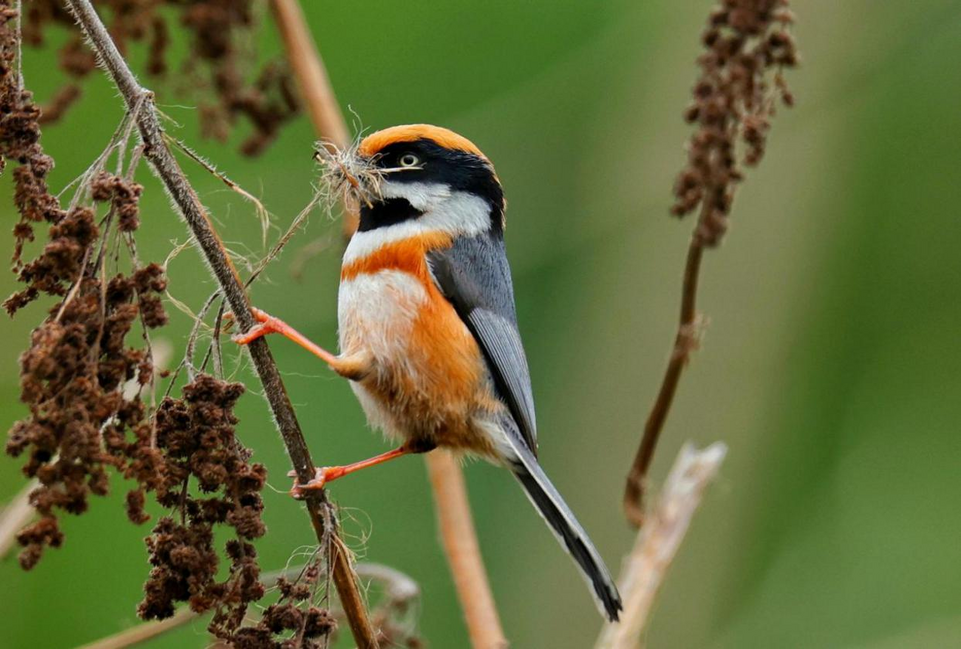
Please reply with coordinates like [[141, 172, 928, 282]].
[[671, 0, 798, 247]]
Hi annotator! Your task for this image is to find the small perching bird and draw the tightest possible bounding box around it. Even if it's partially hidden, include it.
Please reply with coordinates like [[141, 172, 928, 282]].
[[234, 124, 623, 621]]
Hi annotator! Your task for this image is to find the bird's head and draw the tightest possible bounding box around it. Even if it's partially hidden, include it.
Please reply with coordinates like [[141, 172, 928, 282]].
[[316, 124, 505, 237]]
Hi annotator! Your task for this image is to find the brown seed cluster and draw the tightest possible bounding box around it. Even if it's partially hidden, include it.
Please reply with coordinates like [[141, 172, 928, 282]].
[[671, 0, 798, 246], [2, 0, 170, 570], [0, 4, 64, 285], [231, 563, 339, 648], [6, 261, 169, 568], [140, 375, 270, 643], [21, 0, 298, 155]]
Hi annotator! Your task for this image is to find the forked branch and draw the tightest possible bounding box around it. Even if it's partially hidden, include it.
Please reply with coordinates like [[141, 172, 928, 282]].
[[63, 1, 378, 646]]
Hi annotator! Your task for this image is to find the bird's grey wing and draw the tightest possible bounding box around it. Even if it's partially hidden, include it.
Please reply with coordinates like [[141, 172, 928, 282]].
[[427, 233, 538, 455]]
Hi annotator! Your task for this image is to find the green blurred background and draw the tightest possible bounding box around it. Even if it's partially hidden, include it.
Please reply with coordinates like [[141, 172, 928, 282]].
[[3, 0, 961, 647]]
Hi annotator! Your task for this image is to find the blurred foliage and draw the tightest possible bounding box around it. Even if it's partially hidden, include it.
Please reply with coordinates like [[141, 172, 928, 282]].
[[2, 0, 961, 647]]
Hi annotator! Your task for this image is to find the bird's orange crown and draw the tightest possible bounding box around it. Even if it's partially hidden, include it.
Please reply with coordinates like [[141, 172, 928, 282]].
[[359, 124, 488, 161]]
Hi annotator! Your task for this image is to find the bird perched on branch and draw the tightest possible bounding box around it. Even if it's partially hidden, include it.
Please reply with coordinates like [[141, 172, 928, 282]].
[[234, 124, 623, 621]]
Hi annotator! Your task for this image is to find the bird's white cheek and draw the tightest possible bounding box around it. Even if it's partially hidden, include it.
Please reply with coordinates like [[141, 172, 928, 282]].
[[379, 180, 451, 211]]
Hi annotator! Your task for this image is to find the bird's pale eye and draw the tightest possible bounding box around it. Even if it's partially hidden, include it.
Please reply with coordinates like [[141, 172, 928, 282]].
[[399, 153, 420, 167]]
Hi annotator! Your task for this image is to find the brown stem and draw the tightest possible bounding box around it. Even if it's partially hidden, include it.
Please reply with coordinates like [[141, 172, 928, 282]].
[[269, 0, 358, 236], [624, 232, 705, 528], [426, 452, 507, 649], [269, 2, 506, 644], [63, 1, 378, 646]]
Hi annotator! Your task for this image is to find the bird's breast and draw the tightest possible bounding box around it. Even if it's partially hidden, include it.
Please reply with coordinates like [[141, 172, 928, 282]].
[[337, 233, 499, 450]]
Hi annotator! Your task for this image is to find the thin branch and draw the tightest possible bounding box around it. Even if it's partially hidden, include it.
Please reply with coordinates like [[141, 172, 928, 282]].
[[425, 452, 507, 649], [78, 606, 198, 649], [623, 234, 705, 527], [0, 480, 37, 560], [62, 2, 378, 646], [269, 3, 506, 645], [597, 442, 727, 649]]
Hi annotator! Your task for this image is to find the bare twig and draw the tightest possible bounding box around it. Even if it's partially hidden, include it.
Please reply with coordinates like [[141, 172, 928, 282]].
[[269, 3, 506, 645], [597, 443, 727, 649], [0, 480, 37, 560], [63, 2, 378, 646], [426, 451, 507, 649], [354, 562, 421, 606], [78, 606, 198, 649]]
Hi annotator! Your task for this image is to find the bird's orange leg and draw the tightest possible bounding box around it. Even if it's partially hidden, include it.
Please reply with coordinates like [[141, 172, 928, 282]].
[[232, 307, 371, 380], [289, 442, 434, 499]]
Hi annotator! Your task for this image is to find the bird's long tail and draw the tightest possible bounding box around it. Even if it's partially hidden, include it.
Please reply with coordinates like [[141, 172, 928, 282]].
[[510, 446, 623, 621]]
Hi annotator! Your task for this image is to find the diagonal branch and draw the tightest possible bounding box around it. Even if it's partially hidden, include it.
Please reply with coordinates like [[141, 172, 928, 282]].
[[62, 1, 378, 646], [426, 451, 508, 649]]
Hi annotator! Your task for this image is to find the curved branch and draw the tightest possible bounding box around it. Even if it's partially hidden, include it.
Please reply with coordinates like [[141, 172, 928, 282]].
[[62, 1, 378, 646]]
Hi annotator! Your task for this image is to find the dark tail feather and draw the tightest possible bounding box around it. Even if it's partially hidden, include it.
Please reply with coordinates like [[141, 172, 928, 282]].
[[511, 451, 623, 621]]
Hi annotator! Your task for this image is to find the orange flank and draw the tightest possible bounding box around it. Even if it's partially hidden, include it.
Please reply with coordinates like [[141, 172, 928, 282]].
[[359, 124, 488, 160]]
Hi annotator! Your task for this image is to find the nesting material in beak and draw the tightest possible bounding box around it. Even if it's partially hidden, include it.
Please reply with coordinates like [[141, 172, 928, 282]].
[[314, 139, 426, 212], [313, 140, 385, 211]]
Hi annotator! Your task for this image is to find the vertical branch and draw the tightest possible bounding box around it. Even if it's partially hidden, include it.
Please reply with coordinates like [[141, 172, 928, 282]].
[[62, 1, 378, 646], [597, 443, 727, 649], [426, 452, 508, 649], [270, 2, 506, 645]]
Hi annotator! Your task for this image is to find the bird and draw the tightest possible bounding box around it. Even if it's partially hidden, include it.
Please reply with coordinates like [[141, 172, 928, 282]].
[[234, 124, 623, 621]]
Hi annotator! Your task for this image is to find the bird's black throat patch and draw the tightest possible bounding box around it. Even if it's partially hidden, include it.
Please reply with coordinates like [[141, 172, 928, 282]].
[[357, 197, 424, 232]]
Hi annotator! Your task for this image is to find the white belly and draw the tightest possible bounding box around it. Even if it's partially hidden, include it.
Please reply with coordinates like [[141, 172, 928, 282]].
[[337, 270, 427, 359], [338, 270, 428, 438]]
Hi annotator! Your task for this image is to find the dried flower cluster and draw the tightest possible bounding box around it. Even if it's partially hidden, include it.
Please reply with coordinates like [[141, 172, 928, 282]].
[[231, 563, 339, 649], [22, 0, 298, 154], [2, 0, 170, 569], [140, 375, 270, 642], [672, 0, 798, 246]]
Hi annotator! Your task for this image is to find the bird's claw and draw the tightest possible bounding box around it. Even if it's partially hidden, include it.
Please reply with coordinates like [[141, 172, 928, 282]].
[[229, 308, 278, 345], [288, 467, 331, 499]]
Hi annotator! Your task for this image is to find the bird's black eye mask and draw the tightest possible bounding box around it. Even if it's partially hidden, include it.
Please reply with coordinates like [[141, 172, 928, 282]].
[[372, 138, 505, 234]]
